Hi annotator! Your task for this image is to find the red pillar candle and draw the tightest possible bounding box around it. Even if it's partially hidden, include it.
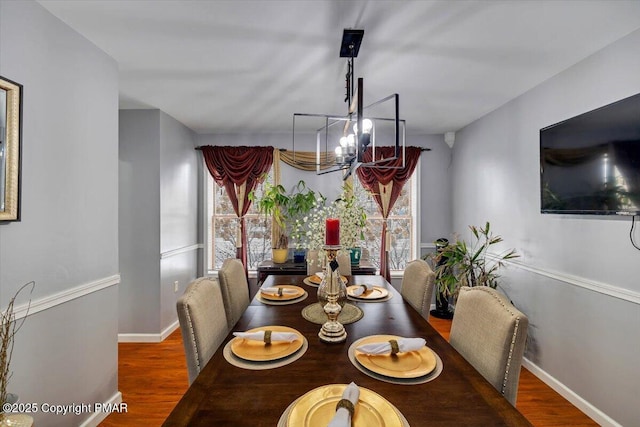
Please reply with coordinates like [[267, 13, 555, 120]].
[[325, 218, 340, 246]]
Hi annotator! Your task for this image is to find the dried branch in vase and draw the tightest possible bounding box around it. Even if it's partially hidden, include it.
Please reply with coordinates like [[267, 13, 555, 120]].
[[0, 281, 35, 420]]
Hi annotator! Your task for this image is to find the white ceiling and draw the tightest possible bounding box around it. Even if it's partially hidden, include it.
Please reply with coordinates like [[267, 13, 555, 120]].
[[38, 0, 640, 135]]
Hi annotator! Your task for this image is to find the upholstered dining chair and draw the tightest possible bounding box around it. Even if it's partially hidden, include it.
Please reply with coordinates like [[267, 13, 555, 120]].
[[177, 277, 228, 385], [400, 259, 436, 320], [336, 251, 352, 276], [306, 250, 324, 275], [449, 286, 529, 405], [218, 258, 250, 330]]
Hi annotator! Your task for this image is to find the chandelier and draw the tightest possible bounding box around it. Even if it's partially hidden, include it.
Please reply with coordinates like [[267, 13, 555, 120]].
[[292, 29, 406, 179]]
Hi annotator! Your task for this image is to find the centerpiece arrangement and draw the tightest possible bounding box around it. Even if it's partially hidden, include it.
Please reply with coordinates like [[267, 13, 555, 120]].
[[296, 181, 368, 268], [333, 182, 368, 266]]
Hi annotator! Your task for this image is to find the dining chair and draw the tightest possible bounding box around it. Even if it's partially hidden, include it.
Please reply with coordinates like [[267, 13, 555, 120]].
[[218, 258, 250, 330], [176, 277, 228, 385], [336, 251, 352, 276], [400, 259, 436, 320], [449, 286, 529, 405], [306, 250, 324, 275]]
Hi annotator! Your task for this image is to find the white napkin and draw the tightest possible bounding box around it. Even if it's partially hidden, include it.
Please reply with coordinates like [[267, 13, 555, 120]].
[[327, 382, 359, 427], [356, 337, 426, 355], [260, 287, 299, 296], [232, 330, 298, 343], [351, 283, 374, 297]]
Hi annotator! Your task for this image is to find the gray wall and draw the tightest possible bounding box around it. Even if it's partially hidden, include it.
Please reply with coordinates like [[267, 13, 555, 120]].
[[119, 110, 161, 334], [418, 134, 453, 247], [159, 112, 199, 331], [451, 28, 640, 426], [119, 109, 198, 336], [0, 1, 119, 426]]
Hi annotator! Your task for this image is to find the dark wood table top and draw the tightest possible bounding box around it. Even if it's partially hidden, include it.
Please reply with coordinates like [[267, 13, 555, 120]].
[[164, 275, 532, 427]]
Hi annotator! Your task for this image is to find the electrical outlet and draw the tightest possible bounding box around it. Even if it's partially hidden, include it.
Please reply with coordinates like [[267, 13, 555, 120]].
[[174, 281, 179, 293]]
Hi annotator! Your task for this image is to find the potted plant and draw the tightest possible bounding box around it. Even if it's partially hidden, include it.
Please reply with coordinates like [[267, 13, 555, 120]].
[[431, 222, 519, 303], [285, 180, 318, 262], [250, 179, 317, 264], [334, 181, 368, 265]]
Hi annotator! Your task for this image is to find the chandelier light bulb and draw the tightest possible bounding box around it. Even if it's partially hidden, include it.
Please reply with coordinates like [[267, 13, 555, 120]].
[[335, 146, 343, 156], [362, 118, 373, 133], [346, 134, 355, 147], [339, 136, 348, 148], [353, 118, 373, 134]]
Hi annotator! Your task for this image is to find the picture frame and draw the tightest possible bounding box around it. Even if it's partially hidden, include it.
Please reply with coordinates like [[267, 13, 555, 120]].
[[0, 75, 23, 222]]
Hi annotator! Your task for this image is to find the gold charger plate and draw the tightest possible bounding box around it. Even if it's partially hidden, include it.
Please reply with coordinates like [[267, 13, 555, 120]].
[[306, 274, 348, 285], [347, 285, 389, 300], [230, 326, 303, 362], [287, 384, 403, 427], [260, 285, 306, 301], [355, 335, 436, 379]]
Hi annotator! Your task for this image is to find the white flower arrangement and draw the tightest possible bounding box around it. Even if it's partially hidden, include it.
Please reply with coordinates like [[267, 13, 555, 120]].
[[334, 181, 368, 250], [293, 181, 368, 266]]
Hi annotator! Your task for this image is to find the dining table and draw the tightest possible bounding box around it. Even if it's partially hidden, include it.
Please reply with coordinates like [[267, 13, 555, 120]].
[[163, 274, 532, 426]]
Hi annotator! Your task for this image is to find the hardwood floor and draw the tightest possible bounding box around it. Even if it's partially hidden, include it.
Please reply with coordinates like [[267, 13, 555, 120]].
[[100, 317, 598, 426], [428, 317, 598, 427]]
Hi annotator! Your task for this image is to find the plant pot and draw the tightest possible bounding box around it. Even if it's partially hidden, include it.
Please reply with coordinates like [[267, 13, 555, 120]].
[[349, 247, 361, 266], [430, 292, 454, 319], [293, 248, 306, 263], [0, 394, 33, 427], [272, 248, 289, 264]]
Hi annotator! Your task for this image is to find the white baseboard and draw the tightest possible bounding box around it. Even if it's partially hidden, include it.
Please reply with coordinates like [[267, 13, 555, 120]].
[[79, 391, 122, 427], [522, 358, 620, 427], [118, 319, 179, 343]]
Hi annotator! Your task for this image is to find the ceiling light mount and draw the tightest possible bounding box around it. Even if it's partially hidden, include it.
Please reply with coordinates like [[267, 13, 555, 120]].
[[339, 29, 364, 58], [292, 28, 405, 180]]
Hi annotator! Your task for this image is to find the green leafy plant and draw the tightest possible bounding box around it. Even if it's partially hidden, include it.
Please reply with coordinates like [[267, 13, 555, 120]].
[[432, 222, 519, 301], [286, 180, 319, 242], [250, 179, 317, 249]]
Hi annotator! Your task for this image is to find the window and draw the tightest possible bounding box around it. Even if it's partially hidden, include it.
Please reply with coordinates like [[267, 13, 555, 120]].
[[207, 163, 419, 274], [207, 171, 273, 271], [355, 169, 418, 273]]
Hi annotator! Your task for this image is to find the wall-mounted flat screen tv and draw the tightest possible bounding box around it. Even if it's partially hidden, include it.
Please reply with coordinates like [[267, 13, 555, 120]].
[[540, 93, 640, 215]]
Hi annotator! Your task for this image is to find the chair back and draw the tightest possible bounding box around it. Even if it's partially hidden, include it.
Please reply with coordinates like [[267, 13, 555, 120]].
[[176, 277, 228, 385], [336, 251, 352, 276], [400, 259, 436, 320], [449, 286, 529, 405], [306, 250, 324, 275], [218, 258, 250, 330]]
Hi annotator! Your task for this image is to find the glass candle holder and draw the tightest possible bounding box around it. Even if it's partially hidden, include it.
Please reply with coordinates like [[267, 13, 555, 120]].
[[317, 245, 347, 343]]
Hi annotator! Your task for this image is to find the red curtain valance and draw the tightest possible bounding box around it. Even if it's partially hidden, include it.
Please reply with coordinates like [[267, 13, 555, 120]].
[[357, 146, 422, 282], [200, 146, 274, 271]]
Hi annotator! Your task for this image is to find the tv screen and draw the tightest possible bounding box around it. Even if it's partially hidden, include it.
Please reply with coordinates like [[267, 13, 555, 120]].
[[540, 93, 640, 215]]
